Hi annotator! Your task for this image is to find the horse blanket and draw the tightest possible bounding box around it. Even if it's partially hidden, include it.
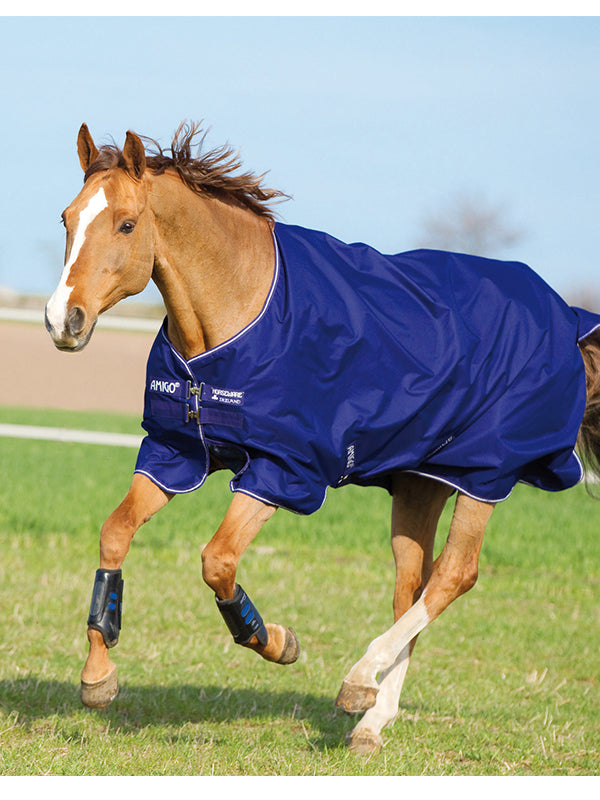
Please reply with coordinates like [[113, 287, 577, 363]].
[[134, 222, 600, 514]]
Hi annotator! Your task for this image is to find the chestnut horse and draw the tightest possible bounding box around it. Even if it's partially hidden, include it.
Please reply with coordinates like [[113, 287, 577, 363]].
[[46, 123, 600, 755]]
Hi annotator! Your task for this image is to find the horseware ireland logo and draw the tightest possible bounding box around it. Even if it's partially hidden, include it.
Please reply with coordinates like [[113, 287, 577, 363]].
[[208, 387, 245, 406]]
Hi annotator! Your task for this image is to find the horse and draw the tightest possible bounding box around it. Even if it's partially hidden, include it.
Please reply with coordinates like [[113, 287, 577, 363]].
[[45, 122, 600, 755]]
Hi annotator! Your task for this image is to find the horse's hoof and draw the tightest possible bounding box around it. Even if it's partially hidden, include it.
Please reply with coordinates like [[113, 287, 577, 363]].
[[335, 680, 378, 713], [277, 627, 300, 665], [80, 665, 119, 708], [345, 730, 383, 755]]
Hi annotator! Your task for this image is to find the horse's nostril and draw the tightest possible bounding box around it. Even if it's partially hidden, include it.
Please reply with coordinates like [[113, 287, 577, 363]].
[[44, 306, 53, 334], [68, 306, 86, 336]]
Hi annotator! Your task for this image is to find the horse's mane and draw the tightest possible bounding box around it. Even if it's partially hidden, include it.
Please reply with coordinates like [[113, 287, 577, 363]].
[[84, 121, 288, 220], [578, 329, 600, 496]]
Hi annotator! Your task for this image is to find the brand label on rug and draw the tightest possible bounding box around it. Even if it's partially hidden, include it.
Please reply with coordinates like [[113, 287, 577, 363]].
[[207, 386, 245, 406], [337, 443, 357, 485], [149, 378, 182, 395]]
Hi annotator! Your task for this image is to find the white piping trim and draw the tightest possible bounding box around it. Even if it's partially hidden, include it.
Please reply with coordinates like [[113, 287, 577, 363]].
[[578, 321, 600, 342], [133, 467, 207, 495], [186, 231, 280, 364], [156, 230, 279, 367], [401, 469, 512, 503], [231, 485, 327, 516], [403, 448, 584, 504]]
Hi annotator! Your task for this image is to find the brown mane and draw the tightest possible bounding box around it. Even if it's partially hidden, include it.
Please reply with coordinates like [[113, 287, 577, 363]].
[[577, 329, 600, 494], [84, 121, 288, 220]]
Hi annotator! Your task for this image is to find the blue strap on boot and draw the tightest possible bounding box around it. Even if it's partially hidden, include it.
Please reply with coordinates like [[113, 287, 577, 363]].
[[215, 583, 268, 646], [87, 568, 124, 648]]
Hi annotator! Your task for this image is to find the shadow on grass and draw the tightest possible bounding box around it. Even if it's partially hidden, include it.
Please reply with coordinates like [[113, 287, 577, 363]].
[[0, 677, 352, 751]]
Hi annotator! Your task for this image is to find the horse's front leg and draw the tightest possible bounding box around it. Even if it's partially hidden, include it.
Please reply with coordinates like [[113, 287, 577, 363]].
[[80, 474, 172, 708], [202, 492, 300, 664]]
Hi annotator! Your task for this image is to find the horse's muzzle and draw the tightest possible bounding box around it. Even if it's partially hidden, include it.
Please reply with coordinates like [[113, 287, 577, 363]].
[[44, 304, 96, 352]]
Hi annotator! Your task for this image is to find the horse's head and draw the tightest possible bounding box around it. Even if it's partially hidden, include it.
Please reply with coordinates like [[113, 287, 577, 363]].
[[45, 124, 155, 351]]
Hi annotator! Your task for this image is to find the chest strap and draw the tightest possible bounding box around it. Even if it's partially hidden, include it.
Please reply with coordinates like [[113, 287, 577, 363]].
[[186, 404, 244, 429]]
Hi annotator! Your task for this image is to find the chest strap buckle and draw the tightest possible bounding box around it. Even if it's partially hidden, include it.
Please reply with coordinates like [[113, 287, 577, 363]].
[[187, 381, 204, 400]]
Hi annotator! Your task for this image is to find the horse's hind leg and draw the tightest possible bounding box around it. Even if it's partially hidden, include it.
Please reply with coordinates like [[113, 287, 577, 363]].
[[345, 651, 411, 755], [80, 474, 171, 708], [338, 488, 493, 732], [344, 474, 450, 754]]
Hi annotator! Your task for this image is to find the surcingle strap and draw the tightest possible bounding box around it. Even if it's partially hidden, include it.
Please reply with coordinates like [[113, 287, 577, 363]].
[[87, 568, 124, 648], [215, 584, 268, 646]]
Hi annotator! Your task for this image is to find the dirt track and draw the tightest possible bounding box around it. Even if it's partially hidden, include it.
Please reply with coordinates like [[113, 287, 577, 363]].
[[0, 320, 159, 415]]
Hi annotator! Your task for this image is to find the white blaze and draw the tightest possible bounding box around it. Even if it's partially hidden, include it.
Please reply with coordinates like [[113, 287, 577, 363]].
[[46, 187, 108, 334]]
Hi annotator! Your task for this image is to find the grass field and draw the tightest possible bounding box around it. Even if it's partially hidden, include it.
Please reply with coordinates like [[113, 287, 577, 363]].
[[0, 405, 599, 776]]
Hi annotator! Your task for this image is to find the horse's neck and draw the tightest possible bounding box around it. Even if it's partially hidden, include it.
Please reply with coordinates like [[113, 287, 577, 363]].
[[149, 173, 275, 359]]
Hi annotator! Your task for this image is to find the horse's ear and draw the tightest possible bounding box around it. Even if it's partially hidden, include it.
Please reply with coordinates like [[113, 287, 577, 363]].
[[122, 131, 146, 179], [77, 123, 99, 173]]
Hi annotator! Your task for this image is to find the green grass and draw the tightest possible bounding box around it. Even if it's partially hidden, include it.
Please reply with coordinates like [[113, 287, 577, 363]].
[[0, 406, 599, 775]]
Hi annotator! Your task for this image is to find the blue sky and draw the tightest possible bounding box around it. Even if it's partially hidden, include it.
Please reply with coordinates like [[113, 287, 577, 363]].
[[1, 14, 599, 306]]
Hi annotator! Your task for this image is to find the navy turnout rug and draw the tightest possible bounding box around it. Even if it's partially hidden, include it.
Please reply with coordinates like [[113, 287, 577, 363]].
[[134, 222, 600, 514]]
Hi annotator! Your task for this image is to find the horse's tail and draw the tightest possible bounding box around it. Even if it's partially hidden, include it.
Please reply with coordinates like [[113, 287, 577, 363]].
[[577, 328, 600, 488]]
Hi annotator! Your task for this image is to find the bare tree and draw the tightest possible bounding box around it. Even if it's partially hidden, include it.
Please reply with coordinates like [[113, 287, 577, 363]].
[[417, 191, 526, 257]]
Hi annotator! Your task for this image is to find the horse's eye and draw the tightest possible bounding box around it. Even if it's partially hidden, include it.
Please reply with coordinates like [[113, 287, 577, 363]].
[[119, 221, 136, 235]]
